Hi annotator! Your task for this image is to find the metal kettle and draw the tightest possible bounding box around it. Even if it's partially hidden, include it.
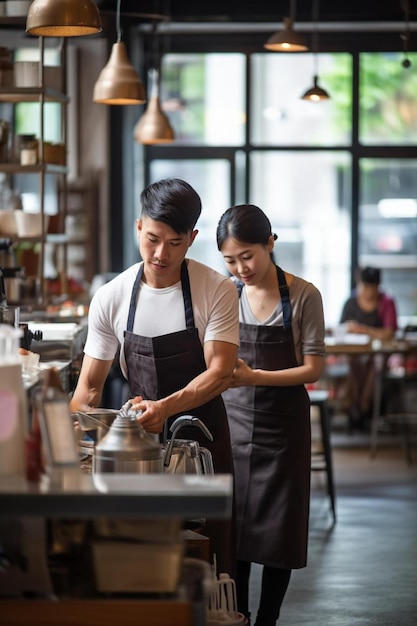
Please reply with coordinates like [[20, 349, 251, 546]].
[[93, 412, 164, 475]]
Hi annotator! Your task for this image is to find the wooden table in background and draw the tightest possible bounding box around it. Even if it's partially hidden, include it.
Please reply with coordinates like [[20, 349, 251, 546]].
[[324, 337, 417, 461]]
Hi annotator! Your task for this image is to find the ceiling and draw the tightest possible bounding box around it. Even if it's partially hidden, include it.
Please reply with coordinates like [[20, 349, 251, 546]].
[[96, 1, 414, 28]]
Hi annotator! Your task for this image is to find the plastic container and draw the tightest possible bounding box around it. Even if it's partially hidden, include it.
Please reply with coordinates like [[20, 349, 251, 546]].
[[0, 324, 28, 478], [14, 210, 49, 237], [0, 209, 18, 236], [92, 540, 185, 593], [13, 61, 40, 87]]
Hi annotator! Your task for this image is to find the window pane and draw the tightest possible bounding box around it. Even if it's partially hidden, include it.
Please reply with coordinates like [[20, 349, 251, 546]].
[[359, 158, 417, 320], [149, 159, 231, 272], [15, 103, 61, 143], [360, 52, 417, 145], [251, 53, 352, 146], [162, 53, 245, 145], [250, 151, 352, 326]]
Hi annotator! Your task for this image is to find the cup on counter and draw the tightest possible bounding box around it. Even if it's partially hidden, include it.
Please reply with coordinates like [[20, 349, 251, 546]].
[[332, 323, 348, 342], [0, 304, 20, 327]]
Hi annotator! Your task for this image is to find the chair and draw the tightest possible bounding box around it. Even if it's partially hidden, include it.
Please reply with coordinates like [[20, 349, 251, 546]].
[[370, 369, 417, 465], [309, 389, 337, 523]]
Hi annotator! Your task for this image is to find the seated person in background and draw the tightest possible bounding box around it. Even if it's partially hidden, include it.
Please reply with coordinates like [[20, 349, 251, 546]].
[[339, 266, 398, 431]]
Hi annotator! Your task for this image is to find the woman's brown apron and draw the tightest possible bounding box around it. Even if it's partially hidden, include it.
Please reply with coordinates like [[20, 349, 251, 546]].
[[222, 266, 311, 569], [123, 260, 235, 574]]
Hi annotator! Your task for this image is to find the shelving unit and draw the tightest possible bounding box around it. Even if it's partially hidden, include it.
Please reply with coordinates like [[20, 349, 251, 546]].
[[64, 174, 100, 285], [0, 35, 69, 306]]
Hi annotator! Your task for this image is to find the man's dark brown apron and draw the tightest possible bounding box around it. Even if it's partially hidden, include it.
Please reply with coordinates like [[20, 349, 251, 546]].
[[123, 260, 235, 574], [222, 266, 311, 569]]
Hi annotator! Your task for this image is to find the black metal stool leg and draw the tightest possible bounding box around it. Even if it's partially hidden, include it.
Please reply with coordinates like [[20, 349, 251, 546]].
[[319, 397, 337, 522], [309, 390, 337, 523]]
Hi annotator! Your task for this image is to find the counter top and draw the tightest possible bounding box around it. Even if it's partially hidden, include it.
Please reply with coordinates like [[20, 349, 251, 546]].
[[0, 472, 233, 520]]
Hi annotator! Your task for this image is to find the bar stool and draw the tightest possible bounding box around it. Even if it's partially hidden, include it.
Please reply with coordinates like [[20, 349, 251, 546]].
[[309, 389, 337, 523]]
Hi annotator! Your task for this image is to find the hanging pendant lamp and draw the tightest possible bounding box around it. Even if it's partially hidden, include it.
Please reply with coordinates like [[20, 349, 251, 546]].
[[26, 0, 102, 37], [301, 75, 330, 101], [93, 0, 146, 105], [264, 0, 308, 52], [93, 42, 146, 104], [300, 0, 330, 102], [134, 68, 174, 144]]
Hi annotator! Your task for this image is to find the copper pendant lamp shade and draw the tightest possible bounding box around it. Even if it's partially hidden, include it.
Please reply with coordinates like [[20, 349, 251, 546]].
[[26, 0, 102, 37], [134, 69, 174, 144], [93, 42, 146, 105], [264, 17, 308, 52], [301, 75, 330, 101]]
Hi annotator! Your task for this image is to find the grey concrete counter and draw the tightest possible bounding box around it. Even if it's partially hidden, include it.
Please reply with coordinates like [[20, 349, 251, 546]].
[[0, 472, 233, 520]]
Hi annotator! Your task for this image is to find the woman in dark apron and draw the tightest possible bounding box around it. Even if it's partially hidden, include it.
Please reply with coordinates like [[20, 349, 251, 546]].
[[217, 204, 326, 625]]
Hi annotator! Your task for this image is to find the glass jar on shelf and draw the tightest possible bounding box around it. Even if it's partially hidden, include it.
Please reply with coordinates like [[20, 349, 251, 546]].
[[19, 134, 38, 166]]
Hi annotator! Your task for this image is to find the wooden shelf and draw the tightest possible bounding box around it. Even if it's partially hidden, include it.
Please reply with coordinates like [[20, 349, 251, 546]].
[[0, 162, 68, 174], [0, 86, 69, 104]]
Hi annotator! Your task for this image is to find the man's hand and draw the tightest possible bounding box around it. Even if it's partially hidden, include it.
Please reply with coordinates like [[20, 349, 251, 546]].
[[130, 398, 169, 434]]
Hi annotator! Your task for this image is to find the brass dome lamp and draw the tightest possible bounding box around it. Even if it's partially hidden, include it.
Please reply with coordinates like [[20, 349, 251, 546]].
[[93, 0, 146, 105], [134, 68, 174, 144], [264, 0, 308, 52], [26, 0, 102, 37]]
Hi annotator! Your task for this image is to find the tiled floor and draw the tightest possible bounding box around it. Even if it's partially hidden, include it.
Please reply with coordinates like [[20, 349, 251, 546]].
[[248, 427, 417, 625]]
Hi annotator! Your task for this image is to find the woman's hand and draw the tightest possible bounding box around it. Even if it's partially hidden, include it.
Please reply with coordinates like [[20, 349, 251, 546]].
[[229, 358, 255, 387], [346, 320, 367, 334]]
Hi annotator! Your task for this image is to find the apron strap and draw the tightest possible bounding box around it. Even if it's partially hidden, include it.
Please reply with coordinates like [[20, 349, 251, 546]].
[[276, 266, 291, 330], [235, 268, 291, 330], [127, 263, 144, 332], [126, 260, 195, 333], [180, 260, 196, 329]]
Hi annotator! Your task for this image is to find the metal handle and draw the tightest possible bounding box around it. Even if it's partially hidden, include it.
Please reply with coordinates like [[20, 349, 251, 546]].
[[74, 411, 111, 432], [163, 415, 213, 468]]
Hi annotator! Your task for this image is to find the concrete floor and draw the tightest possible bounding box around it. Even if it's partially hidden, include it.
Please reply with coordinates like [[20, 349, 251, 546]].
[[248, 429, 417, 625]]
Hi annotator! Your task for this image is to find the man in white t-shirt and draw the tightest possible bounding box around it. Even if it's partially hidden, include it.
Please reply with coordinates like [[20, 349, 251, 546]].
[[70, 178, 239, 573]]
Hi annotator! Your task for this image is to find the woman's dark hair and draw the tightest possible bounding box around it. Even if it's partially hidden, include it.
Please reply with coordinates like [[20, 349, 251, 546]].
[[358, 266, 381, 285], [140, 178, 202, 234], [216, 204, 277, 251]]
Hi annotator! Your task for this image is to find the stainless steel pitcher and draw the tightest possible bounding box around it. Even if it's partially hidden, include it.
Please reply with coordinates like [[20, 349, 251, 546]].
[[93, 412, 164, 475]]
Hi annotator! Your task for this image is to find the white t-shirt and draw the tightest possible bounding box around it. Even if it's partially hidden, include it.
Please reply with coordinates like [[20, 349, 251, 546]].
[[84, 259, 239, 377]]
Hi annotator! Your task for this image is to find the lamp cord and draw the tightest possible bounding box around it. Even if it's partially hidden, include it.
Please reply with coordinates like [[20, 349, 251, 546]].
[[312, 0, 320, 75], [401, 0, 411, 68], [289, 0, 297, 23], [116, 0, 122, 42]]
